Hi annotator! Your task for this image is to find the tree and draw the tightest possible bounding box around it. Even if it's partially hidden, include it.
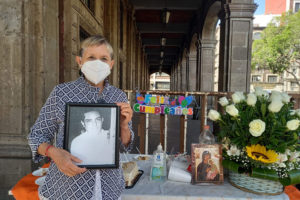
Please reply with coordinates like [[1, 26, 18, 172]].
[[252, 11, 300, 88]]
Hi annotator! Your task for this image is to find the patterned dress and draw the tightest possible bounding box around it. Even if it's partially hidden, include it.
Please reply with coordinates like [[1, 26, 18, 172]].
[[28, 77, 134, 200]]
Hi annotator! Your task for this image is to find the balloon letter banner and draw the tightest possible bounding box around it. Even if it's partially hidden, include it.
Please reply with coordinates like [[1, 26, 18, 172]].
[[134, 94, 194, 116]]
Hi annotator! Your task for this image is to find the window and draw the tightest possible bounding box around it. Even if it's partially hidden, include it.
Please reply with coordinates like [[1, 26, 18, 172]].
[[295, 2, 300, 13], [81, 0, 95, 14], [156, 82, 170, 90], [268, 75, 277, 83], [252, 75, 261, 82], [253, 32, 262, 40], [291, 82, 298, 91], [292, 67, 298, 75], [80, 27, 90, 42], [291, 82, 298, 87]]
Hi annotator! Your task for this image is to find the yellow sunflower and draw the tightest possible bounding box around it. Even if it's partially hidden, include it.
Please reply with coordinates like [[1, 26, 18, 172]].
[[246, 144, 278, 164]]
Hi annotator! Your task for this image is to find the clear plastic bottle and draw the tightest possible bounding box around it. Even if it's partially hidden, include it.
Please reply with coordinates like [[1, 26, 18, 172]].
[[150, 143, 167, 181], [199, 125, 215, 144]]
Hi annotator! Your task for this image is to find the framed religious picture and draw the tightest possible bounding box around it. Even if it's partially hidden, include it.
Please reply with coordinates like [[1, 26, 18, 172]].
[[64, 103, 120, 169], [191, 144, 224, 184]]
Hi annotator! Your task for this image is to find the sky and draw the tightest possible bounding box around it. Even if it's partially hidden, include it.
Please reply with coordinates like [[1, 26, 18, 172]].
[[254, 0, 265, 15]]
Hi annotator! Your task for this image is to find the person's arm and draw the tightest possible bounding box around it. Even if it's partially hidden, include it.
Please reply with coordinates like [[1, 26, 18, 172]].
[[28, 87, 58, 163], [28, 87, 86, 176], [116, 102, 133, 146], [116, 91, 135, 151], [38, 143, 86, 177]]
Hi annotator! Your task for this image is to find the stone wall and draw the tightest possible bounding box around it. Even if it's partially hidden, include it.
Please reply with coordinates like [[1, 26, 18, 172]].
[[0, 0, 59, 198]]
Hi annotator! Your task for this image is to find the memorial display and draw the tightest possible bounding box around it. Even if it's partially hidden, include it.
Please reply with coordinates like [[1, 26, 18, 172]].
[[208, 87, 300, 194]]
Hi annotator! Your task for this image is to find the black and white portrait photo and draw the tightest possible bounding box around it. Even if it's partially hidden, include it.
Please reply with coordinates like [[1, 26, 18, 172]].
[[64, 103, 119, 168]]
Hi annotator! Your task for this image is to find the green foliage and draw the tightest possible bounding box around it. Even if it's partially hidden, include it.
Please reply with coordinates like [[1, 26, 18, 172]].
[[211, 90, 300, 183], [217, 94, 299, 153], [252, 11, 300, 75]]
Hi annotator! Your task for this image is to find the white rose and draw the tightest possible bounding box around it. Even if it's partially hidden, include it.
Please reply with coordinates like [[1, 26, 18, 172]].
[[247, 93, 257, 106], [286, 119, 300, 131], [227, 145, 241, 156], [208, 109, 221, 121], [268, 100, 284, 113], [226, 105, 239, 117], [249, 119, 265, 137], [295, 109, 300, 117], [232, 92, 245, 104], [254, 86, 264, 96], [281, 92, 291, 103], [270, 91, 283, 102], [219, 97, 229, 106]]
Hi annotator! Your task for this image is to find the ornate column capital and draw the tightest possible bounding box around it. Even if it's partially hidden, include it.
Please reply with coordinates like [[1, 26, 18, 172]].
[[224, 3, 257, 18], [199, 39, 218, 49]]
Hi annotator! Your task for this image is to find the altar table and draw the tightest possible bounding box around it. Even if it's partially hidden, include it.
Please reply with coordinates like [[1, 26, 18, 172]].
[[10, 154, 298, 200], [122, 154, 290, 200]]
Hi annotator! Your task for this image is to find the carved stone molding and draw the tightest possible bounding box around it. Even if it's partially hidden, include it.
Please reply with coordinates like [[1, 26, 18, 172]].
[[224, 3, 257, 18], [72, 0, 103, 34], [200, 39, 218, 48]]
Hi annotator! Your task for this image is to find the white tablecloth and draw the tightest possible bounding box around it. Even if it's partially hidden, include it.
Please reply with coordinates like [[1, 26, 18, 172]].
[[121, 154, 289, 200]]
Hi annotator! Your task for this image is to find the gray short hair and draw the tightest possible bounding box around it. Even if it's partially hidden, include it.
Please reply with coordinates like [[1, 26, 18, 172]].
[[79, 35, 114, 59]]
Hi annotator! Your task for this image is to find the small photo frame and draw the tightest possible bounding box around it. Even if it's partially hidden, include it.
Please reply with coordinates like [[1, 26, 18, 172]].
[[64, 103, 119, 168], [191, 144, 223, 184]]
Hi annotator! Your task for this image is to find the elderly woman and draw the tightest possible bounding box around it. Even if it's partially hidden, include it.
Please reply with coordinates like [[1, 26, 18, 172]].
[[28, 35, 134, 200]]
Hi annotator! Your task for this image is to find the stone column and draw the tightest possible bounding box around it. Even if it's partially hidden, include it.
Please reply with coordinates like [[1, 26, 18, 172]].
[[200, 39, 217, 91], [142, 57, 145, 90], [218, 0, 256, 92], [186, 54, 190, 91], [0, 0, 59, 195], [131, 30, 136, 90], [126, 7, 133, 90], [196, 39, 201, 91], [170, 66, 174, 91], [174, 65, 178, 91], [188, 51, 197, 91], [180, 63, 184, 91], [181, 56, 187, 91], [176, 64, 180, 91]]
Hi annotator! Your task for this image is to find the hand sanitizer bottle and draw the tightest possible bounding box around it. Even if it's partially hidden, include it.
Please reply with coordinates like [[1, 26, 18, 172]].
[[150, 143, 166, 181]]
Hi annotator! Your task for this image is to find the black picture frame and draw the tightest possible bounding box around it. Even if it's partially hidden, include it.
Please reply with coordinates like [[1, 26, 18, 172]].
[[64, 103, 120, 169]]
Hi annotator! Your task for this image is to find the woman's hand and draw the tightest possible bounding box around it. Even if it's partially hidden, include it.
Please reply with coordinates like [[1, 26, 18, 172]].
[[48, 147, 87, 177], [116, 102, 133, 146], [116, 102, 133, 127]]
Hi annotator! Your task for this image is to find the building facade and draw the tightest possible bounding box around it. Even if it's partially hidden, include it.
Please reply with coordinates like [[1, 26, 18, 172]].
[[150, 72, 170, 90], [250, 0, 300, 93]]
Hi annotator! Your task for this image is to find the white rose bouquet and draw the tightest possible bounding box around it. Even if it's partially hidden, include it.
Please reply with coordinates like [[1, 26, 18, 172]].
[[208, 87, 300, 187]]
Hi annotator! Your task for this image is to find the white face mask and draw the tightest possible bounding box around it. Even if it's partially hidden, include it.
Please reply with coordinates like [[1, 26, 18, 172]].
[[81, 60, 111, 85]]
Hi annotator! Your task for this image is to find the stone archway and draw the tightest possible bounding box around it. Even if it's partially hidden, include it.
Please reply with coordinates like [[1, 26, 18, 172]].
[[199, 1, 221, 91]]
